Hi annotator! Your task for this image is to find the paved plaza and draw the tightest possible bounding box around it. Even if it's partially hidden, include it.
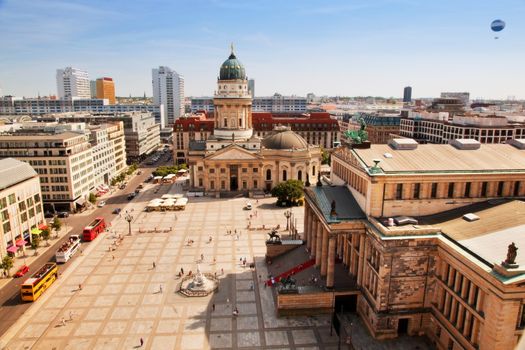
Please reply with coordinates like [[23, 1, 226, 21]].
[[2, 182, 344, 349]]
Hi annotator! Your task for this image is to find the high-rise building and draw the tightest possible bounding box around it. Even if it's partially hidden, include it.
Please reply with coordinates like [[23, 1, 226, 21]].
[[56, 67, 90, 99], [248, 79, 255, 98], [90, 80, 97, 98], [96, 77, 116, 104], [152, 66, 184, 126], [403, 86, 412, 103]]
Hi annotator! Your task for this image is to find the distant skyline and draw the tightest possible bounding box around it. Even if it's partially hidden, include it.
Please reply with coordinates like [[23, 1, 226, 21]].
[[0, 0, 524, 99]]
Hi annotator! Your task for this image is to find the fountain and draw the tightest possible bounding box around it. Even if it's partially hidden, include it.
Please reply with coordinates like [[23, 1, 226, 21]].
[[179, 264, 219, 297]]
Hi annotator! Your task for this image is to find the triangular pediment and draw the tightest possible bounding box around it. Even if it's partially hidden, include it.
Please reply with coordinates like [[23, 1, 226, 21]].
[[206, 144, 261, 161]]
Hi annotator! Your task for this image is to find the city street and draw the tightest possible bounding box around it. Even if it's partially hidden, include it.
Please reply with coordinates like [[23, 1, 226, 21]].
[[0, 155, 163, 338]]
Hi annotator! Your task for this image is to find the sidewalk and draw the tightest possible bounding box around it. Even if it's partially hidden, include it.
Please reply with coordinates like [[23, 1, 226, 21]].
[[0, 225, 73, 289]]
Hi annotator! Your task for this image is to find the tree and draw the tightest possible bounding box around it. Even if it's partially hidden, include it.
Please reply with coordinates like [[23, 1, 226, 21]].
[[89, 193, 97, 204], [31, 235, 41, 251], [321, 148, 331, 165], [271, 180, 304, 207], [41, 227, 52, 246], [1, 255, 14, 277], [51, 217, 62, 238]]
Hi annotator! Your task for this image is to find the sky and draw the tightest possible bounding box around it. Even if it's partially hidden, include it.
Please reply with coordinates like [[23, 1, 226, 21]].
[[0, 0, 524, 99]]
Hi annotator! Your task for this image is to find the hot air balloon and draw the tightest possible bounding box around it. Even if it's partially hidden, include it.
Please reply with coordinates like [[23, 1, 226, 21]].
[[491, 19, 505, 39]]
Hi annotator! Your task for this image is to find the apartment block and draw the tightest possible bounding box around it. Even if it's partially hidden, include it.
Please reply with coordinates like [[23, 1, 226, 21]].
[[39, 112, 160, 160]]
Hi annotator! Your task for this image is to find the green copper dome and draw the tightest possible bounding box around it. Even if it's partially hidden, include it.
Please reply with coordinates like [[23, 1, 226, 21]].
[[219, 47, 246, 80]]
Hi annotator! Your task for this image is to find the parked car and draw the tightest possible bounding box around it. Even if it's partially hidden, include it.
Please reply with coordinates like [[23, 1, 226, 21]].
[[14, 265, 29, 278], [244, 203, 253, 210], [44, 211, 55, 218], [119, 183, 126, 190], [113, 208, 122, 214], [137, 170, 143, 175], [127, 193, 136, 200], [57, 211, 69, 218], [97, 201, 106, 207]]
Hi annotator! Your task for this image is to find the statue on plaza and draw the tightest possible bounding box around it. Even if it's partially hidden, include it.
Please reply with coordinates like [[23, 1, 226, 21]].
[[278, 275, 298, 294], [505, 242, 518, 265], [266, 229, 281, 244]]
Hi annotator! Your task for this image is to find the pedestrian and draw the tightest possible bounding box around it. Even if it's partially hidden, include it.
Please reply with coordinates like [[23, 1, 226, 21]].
[[250, 282, 254, 290], [214, 271, 217, 278], [159, 284, 163, 293], [221, 268, 224, 275], [213, 257, 216, 264], [152, 261, 156, 269], [212, 303, 215, 311], [140, 337, 144, 347], [78, 284, 82, 291], [112, 255, 115, 260], [69, 311, 73, 321], [201, 253, 204, 261], [61, 317, 66, 326], [181, 267, 184, 275]]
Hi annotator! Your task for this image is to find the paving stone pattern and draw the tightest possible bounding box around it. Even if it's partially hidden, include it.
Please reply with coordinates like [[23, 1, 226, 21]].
[[4, 187, 345, 350]]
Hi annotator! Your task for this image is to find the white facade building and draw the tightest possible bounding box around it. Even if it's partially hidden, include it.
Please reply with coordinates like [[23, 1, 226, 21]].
[[56, 67, 91, 99], [0, 158, 45, 257], [152, 66, 184, 126]]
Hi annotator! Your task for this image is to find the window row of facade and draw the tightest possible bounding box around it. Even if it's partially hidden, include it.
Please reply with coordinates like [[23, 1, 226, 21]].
[[386, 180, 523, 201], [434, 260, 485, 347]]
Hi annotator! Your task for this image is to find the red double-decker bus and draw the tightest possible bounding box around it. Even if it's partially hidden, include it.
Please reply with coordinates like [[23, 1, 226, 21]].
[[82, 217, 106, 241]]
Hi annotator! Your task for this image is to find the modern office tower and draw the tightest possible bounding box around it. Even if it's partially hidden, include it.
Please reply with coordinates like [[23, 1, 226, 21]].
[[152, 66, 185, 125], [96, 77, 116, 104], [403, 86, 412, 103], [248, 79, 255, 98], [0, 158, 45, 257], [56, 67, 90, 99], [90, 80, 97, 98]]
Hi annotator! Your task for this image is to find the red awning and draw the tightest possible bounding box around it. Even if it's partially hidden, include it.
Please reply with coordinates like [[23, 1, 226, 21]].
[[16, 239, 27, 247], [6, 245, 17, 253], [38, 224, 48, 230]]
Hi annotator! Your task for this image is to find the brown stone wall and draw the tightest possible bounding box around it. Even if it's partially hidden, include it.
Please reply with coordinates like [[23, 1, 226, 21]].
[[266, 243, 301, 259], [277, 291, 334, 312], [388, 276, 427, 309]]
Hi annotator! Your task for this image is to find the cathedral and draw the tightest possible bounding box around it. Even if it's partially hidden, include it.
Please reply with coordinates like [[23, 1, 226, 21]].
[[187, 47, 321, 195]]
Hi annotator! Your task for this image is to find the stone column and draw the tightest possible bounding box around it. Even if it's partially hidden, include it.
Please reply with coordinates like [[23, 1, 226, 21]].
[[306, 208, 313, 250], [327, 234, 336, 288], [311, 218, 317, 259], [320, 228, 329, 277], [315, 221, 323, 267]]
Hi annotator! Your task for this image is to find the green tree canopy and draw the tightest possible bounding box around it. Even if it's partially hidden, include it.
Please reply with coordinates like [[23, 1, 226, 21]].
[[153, 164, 187, 177], [51, 217, 62, 237], [271, 180, 304, 206], [41, 227, 51, 244], [89, 193, 97, 204], [1, 255, 14, 277]]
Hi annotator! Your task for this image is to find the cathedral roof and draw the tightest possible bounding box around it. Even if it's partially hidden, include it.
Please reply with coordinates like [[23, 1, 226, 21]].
[[219, 46, 246, 80], [262, 127, 308, 150]]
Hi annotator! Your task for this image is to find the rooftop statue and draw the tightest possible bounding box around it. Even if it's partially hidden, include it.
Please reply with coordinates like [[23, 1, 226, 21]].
[[344, 116, 368, 144], [505, 242, 518, 265]]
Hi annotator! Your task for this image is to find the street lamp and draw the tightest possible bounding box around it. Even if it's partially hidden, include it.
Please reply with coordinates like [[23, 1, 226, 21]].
[[125, 211, 133, 236], [284, 210, 291, 232]]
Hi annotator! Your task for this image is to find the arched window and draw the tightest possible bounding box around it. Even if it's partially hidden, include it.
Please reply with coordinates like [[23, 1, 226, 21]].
[[266, 169, 271, 181], [223, 118, 228, 127], [298, 170, 302, 182], [282, 170, 287, 181]]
